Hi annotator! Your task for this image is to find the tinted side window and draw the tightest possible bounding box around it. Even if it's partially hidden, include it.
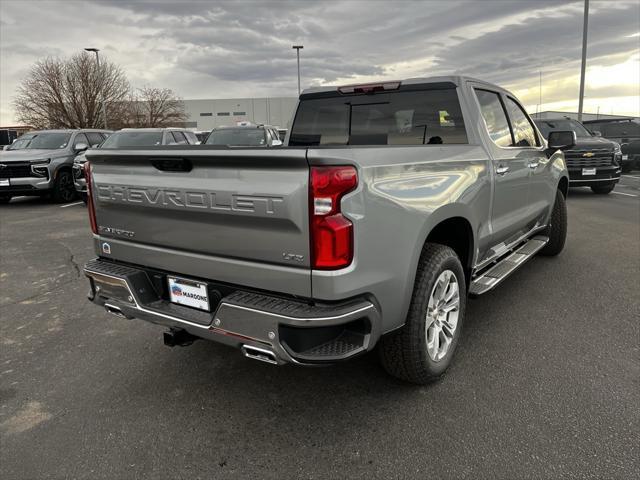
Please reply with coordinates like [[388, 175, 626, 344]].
[[474, 89, 512, 147], [506, 97, 539, 147], [73, 133, 89, 148], [171, 132, 187, 144], [86, 132, 104, 147], [183, 131, 198, 144], [290, 88, 468, 146]]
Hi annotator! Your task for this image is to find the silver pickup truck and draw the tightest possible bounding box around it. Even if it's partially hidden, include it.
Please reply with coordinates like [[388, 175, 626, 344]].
[[82, 76, 575, 384]]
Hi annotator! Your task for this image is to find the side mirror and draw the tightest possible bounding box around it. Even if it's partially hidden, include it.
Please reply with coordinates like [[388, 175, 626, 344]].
[[592, 130, 602, 137], [74, 142, 88, 152], [547, 131, 576, 150], [271, 139, 283, 147]]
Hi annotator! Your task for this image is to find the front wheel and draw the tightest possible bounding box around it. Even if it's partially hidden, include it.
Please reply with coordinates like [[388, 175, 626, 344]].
[[51, 169, 76, 203], [540, 189, 567, 256], [379, 243, 466, 384], [591, 184, 615, 195]]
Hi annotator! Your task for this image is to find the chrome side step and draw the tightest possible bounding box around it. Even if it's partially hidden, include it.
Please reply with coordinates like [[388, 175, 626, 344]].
[[470, 235, 549, 296]]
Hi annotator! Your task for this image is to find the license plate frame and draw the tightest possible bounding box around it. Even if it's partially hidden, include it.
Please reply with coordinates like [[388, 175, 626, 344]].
[[582, 168, 597, 176], [167, 276, 210, 312]]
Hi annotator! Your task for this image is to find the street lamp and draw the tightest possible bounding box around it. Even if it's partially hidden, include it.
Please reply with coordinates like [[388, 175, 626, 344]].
[[292, 45, 303, 96], [85, 47, 108, 128]]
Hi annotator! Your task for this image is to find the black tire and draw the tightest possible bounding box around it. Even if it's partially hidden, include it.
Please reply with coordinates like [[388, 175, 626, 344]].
[[81, 192, 88, 205], [51, 169, 76, 203], [540, 189, 567, 256], [591, 184, 615, 195], [379, 243, 466, 384], [0, 195, 11, 204]]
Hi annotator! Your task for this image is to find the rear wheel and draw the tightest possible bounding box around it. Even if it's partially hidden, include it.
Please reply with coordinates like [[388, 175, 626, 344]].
[[540, 189, 567, 256], [591, 183, 615, 194], [379, 243, 466, 384], [51, 169, 76, 203], [0, 195, 11, 204]]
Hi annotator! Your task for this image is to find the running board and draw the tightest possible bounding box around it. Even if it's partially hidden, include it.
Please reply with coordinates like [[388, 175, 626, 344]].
[[470, 235, 549, 296]]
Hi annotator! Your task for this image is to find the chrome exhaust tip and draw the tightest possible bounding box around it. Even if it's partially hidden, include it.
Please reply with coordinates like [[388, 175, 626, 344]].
[[241, 345, 278, 365], [104, 303, 132, 319]]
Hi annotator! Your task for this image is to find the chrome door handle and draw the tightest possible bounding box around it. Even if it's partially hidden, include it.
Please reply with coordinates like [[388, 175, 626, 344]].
[[528, 161, 539, 169], [496, 165, 510, 175]]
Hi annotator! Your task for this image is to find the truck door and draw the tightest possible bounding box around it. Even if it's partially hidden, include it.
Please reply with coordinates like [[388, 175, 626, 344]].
[[473, 88, 533, 248], [502, 95, 552, 226]]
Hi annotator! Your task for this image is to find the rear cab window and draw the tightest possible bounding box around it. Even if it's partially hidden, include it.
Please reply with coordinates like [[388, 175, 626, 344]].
[[289, 83, 468, 146]]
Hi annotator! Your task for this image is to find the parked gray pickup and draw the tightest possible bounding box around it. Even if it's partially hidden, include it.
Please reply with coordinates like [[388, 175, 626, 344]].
[[82, 76, 574, 383]]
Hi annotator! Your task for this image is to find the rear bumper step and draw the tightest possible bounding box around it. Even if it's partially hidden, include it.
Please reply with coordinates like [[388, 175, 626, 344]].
[[84, 258, 381, 365]]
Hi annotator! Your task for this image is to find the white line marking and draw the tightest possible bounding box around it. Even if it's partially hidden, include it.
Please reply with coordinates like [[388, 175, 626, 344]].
[[612, 191, 638, 197], [60, 201, 84, 208], [622, 175, 640, 179]]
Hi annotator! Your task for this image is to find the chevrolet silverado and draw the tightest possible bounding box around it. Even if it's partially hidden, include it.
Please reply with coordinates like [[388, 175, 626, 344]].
[[81, 76, 574, 384]]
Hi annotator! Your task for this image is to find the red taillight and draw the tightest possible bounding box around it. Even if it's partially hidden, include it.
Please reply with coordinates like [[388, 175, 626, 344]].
[[310, 166, 358, 269], [83, 162, 97, 234]]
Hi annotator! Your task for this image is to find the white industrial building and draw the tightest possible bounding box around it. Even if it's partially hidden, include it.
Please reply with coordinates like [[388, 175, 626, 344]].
[[531, 111, 637, 122], [182, 97, 298, 131]]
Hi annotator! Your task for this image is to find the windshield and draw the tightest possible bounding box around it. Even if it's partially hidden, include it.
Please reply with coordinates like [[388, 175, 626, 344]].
[[205, 128, 267, 146], [100, 131, 163, 148], [535, 119, 592, 138], [8, 132, 72, 150]]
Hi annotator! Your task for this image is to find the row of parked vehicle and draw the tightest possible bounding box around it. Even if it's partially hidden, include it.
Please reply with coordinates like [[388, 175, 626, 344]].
[[0, 124, 287, 204]]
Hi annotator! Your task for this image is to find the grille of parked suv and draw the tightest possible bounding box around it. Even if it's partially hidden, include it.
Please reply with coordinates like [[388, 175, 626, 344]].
[[563, 148, 613, 168], [0, 162, 32, 178]]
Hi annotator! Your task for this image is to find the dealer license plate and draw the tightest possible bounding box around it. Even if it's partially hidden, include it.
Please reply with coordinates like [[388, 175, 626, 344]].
[[582, 168, 596, 176], [0, 179, 9, 187], [168, 276, 210, 311]]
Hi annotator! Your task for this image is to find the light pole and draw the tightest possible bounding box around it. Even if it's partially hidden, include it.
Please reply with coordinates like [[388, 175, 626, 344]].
[[577, 0, 589, 122], [85, 47, 108, 128], [292, 45, 303, 96]]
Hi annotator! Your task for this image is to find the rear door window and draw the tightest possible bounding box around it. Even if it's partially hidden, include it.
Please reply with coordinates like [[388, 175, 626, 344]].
[[171, 132, 188, 145], [290, 87, 468, 146], [86, 132, 104, 147], [474, 89, 513, 148]]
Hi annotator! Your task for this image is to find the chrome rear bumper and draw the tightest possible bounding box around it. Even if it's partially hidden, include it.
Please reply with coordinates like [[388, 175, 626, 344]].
[[84, 258, 381, 365]]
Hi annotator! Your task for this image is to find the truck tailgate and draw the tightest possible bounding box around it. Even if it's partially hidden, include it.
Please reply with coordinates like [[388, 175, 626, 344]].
[[87, 148, 311, 296]]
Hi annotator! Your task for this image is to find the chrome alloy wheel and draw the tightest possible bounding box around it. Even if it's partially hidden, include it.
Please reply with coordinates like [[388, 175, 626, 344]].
[[425, 270, 460, 362]]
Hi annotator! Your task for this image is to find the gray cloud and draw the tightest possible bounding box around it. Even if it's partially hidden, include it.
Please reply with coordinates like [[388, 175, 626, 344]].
[[1, 0, 638, 123]]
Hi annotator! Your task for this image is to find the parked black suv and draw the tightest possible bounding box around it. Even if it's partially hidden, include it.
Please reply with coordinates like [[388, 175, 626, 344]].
[[535, 118, 622, 194]]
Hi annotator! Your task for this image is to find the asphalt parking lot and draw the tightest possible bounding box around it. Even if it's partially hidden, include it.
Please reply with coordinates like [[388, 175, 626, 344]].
[[1, 175, 638, 479]]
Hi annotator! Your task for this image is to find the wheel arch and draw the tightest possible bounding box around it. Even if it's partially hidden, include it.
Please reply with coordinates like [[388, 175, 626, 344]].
[[558, 176, 569, 198]]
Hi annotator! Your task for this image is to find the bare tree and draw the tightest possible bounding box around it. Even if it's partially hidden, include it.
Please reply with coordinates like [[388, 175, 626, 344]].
[[13, 52, 130, 129], [127, 87, 188, 128]]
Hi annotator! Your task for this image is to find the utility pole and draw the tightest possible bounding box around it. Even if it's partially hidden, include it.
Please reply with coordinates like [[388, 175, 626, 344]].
[[577, 0, 589, 122], [292, 45, 303, 96], [539, 71, 542, 113], [85, 48, 108, 129]]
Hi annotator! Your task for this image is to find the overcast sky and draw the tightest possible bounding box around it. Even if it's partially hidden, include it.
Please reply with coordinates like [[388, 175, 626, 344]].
[[1, 0, 638, 125]]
